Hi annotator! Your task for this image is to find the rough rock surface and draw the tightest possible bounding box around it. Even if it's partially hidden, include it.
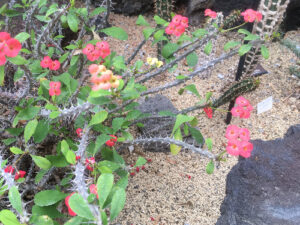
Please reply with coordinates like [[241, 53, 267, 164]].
[[216, 124, 300, 225]]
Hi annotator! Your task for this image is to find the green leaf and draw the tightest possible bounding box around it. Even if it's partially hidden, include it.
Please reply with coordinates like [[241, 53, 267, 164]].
[[0, 210, 21, 225], [31, 155, 51, 170], [153, 29, 165, 40], [183, 123, 189, 136], [238, 44, 252, 56], [224, 41, 240, 51], [14, 32, 30, 43], [261, 45, 269, 59], [135, 156, 147, 167], [185, 84, 200, 98], [204, 40, 212, 55], [244, 34, 259, 41], [115, 175, 128, 189], [110, 187, 126, 221], [205, 138, 213, 151], [186, 52, 198, 67], [100, 27, 128, 40], [0, 66, 4, 86], [98, 161, 120, 172], [142, 27, 155, 40], [153, 15, 167, 25], [24, 119, 38, 143], [34, 190, 66, 206], [9, 186, 22, 215], [2, 138, 16, 146], [238, 28, 251, 35], [112, 118, 124, 133], [94, 134, 112, 155], [60, 140, 76, 164], [162, 43, 178, 58], [35, 169, 48, 183], [90, 7, 106, 17], [192, 28, 208, 38], [8, 55, 28, 65], [97, 173, 114, 208], [136, 15, 150, 26], [101, 211, 108, 225], [67, 12, 79, 32], [206, 160, 214, 174], [33, 215, 54, 225], [64, 216, 83, 225], [189, 127, 204, 145], [172, 114, 194, 135], [33, 120, 50, 143], [13, 106, 40, 127], [69, 194, 94, 220], [10, 147, 23, 154], [89, 110, 108, 127], [205, 92, 213, 102], [6, 127, 23, 136], [170, 128, 183, 155], [49, 111, 61, 119], [32, 204, 63, 219]]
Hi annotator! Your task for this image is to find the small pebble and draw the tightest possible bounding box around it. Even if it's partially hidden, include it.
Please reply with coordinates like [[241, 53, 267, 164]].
[[217, 73, 224, 79]]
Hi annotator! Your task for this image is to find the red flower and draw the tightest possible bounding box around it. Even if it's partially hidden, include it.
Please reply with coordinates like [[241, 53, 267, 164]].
[[105, 135, 117, 147], [89, 184, 99, 199], [82, 44, 94, 55], [165, 15, 188, 37], [141, 165, 145, 170], [75, 155, 81, 161], [49, 60, 60, 71], [40, 56, 52, 68], [3, 38, 21, 57], [14, 170, 26, 180], [4, 165, 14, 174], [136, 167, 140, 172], [204, 9, 217, 19], [65, 193, 77, 216], [49, 81, 61, 96], [76, 128, 83, 138], [0, 52, 6, 66], [241, 9, 262, 23], [85, 157, 95, 171], [0, 32, 11, 44], [130, 172, 135, 176], [204, 107, 213, 119], [147, 158, 152, 163]]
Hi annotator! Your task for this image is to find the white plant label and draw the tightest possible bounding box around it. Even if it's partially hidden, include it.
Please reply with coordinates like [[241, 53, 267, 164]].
[[257, 96, 273, 114]]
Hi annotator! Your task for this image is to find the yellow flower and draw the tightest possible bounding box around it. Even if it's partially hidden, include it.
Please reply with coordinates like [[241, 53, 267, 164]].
[[147, 57, 159, 66], [147, 57, 152, 65], [156, 60, 163, 68]]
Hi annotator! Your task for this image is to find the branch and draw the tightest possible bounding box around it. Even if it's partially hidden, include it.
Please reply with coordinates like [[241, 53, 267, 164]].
[[125, 137, 216, 159]]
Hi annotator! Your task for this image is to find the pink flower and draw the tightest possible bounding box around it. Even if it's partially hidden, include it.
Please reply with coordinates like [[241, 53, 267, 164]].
[[4, 38, 21, 57], [89, 184, 99, 199], [40, 56, 52, 68], [180, 16, 189, 28], [0, 52, 6, 66], [204, 107, 213, 119], [14, 170, 26, 180], [171, 15, 183, 26], [226, 139, 241, 156], [173, 25, 185, 37], [49, 81, 61, 89], [88, 64, 100, 76], [204, 9, 217, 19], [225, 125, 240, 140], [85, 157, 95, 171], [82, 44, 94, 55], [65, 193, 77, 216], [239, 128, 250, 141], [92, 82, 112, 91], [49, 60, 60, 71], [87, 50, 101, 62], [76, 128, 83, 138], [240, 109, 250, 119], [231, 106, 244, 117], [99, 48, 111, 59], [236, 96, 250, 107], [96, 41, 110, 50], [0, 32, 11, 44], [241, 9, 262, 23], [165, 22, 176, 35], [4, 165, 14, 174], [239, 141, 253, 158]]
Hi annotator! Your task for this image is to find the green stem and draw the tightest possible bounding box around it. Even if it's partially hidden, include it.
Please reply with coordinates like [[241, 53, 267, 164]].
[[221, 22, 247, 33]]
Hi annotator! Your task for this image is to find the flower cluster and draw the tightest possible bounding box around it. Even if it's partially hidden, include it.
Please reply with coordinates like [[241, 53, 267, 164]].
[[231, 96, 253, 119], [65, 193, 76, 216], [165, 15, 188, 37], [89, 64, 121, 91], [204, 9, 217, 19], [225, 125, 253, 158], [241, 9, 262, 23], [85, 157, 95, 172], [146, 57, 163, 68], [0, 32, 22, 65], [40, 56, 61, 71], [4, 165, 26, 180], [49, 81, 61, 96], [105, 135, 117, 147], [76, 128, 83, 138], [83, 41, 110, 62]]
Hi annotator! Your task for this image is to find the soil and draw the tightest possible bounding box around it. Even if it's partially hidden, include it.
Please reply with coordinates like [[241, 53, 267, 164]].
[[102, 13, 300, 225]]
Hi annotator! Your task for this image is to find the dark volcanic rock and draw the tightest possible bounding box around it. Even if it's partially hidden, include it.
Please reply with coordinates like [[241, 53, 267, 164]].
[[216, 125, 300, 225]]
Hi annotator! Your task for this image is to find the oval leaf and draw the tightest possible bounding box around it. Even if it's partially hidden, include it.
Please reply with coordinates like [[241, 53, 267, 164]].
[[89, 110, 108, 127], [67, 12, 79, 32], [204, 40, 212, 55], [31, 155, 51, 170], [69, 193, 94, 220], [238, 44, 252, 56], [206, 160, 214, 174], [24, 119, 38, 143], [9, 147, 24, 155], [110, 187, 126, 221], [34, 190, 66, 206], [8, 186, 22, 215], [100, 27, 128, 40], [0, 210, 21, 225], [261, 45, 269, 59], [97, 173, 114, 208]]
